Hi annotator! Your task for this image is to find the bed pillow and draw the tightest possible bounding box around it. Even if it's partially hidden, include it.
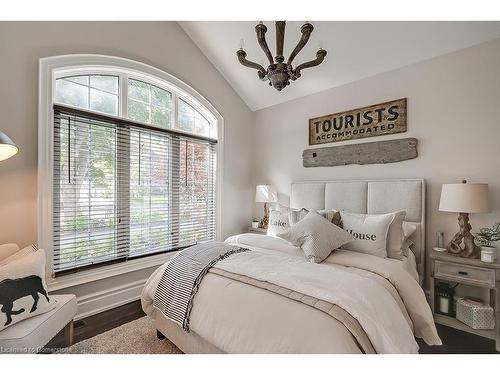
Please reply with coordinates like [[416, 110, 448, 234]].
[[288, 208, 309, 226], [289, 208, 343, 228], [267, 208, 291, 237], [340, 212, 395, 258], [386, 211, 406, 260], [0, 247, 55, 331], [317, 209, 343, 228], [277, 212, 354, 263], [403, 222, 418, 240]]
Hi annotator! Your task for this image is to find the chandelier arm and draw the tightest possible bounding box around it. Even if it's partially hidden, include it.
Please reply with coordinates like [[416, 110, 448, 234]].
[[255, 23, 274, 65], [237, 49, 267, 80], [290, 49, 327, 80], [287, 22, 314, 66], [275, 21, 286, 63]]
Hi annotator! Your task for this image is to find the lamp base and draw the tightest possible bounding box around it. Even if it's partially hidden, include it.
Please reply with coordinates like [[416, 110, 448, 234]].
[[259, 202, 270, 230], [446, 212, 480, 259]]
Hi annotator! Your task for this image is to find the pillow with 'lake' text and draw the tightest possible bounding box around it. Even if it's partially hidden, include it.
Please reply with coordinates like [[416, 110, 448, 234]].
[[267, 208, 291, 237]]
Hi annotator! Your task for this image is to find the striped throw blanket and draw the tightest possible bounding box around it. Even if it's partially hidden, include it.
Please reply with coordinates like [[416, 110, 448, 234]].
[[153, 241, 249, 331]]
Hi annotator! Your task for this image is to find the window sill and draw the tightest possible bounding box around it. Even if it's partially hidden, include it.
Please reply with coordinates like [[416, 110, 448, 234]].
[[47, 251, 177, 292]]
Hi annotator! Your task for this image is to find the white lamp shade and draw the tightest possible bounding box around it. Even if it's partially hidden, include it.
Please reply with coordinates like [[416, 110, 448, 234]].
[[439, 182, 490, 213], [255, 185, 278, 203], [0, 131, 18, 162]]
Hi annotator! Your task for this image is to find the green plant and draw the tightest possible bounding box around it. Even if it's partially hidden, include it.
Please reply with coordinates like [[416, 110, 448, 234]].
[[475, 222, 500, 247]]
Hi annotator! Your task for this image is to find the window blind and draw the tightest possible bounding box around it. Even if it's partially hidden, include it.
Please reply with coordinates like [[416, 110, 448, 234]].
[[53, 105, 217, 274]]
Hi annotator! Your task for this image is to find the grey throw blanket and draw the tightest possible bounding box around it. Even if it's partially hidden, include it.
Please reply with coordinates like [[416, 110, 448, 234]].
[[153, 241, 249, 331]]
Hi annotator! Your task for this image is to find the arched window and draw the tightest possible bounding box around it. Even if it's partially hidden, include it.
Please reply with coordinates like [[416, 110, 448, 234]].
[[39, 55, 221, 275]]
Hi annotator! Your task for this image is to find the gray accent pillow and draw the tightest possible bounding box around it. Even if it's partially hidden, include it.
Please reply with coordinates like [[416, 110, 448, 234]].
[[277, 212, 354, 263], [288, 208, 309, 225]]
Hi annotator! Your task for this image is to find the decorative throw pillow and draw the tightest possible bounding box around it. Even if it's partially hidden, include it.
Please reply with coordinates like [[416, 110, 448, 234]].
[[340, 212, 395, 258], [267, 208, 291, 237], [288, 208, 309, 226], [289, 208, 343, 228], [386, 211, 406, 260], [317, 209, 343, 228], [0, 244, 38, 267], [277, 212, 354, 263], [0, 247, 55, 331]]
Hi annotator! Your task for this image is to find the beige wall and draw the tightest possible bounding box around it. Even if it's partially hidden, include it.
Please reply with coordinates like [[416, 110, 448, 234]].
[[0, 21, 254, 247], [252, 38, 500, 285]]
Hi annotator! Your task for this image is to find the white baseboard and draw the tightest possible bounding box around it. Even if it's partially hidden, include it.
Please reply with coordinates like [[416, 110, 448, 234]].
[[74, 278, 148, 321]]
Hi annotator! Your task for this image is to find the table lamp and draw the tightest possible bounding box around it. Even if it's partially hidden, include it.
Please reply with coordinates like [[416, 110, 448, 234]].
[[439, 180, 490, 258], [255, 184, 278, 229], [0, 131, 18, 161]]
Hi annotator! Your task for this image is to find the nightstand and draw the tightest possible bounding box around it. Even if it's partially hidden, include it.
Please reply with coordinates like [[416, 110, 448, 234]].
[[247, 227, 267, 234], [430, 249, 500, 351]]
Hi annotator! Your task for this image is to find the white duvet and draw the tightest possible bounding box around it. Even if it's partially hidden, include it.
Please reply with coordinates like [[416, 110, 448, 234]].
[[142, 234, 440, 353]]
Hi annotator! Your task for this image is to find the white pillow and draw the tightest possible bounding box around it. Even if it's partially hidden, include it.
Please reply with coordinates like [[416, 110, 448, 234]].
[[0, 247, 55, 331], [403, 222, 418, 240], [0, 244, 38, 266], [386, 211, 406, 260], [340, 212, 395, 258], [267, 208, 291, 237], [277, 212, 354, 263]]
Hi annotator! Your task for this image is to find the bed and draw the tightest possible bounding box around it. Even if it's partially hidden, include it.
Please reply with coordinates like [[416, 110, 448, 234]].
[[141, 178, 440, 353]]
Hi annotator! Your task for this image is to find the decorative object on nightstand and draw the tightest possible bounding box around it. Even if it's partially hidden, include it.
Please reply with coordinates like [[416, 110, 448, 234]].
[[251, 218, 259, 229], [436, 282, 457, 316], [0, 131, 18, 161], [439, 180, 490, 258], [475, 222, 500, 263], [255, 184, 278, 230], [456, 297, 495, 330], [430, 249, 500, 351]]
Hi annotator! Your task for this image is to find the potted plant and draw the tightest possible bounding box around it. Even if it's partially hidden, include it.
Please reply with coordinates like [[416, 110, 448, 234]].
[[475, 222, 500, 263]]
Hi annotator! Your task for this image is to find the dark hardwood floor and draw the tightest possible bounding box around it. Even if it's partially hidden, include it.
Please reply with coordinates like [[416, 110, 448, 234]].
[[45, 300, 497, 354], [45, 300, 145, 350]]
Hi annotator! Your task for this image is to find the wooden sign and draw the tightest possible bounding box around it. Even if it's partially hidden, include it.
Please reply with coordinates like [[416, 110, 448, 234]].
[[309, 98, 407, 145], [303, 138, 418, 167]]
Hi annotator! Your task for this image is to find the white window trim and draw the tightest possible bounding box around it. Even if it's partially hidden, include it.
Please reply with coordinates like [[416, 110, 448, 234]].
[[38, 54, 224, 284]]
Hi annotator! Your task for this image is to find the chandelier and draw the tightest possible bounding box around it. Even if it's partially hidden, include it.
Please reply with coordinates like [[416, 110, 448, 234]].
[[237, 21, 327, 91]]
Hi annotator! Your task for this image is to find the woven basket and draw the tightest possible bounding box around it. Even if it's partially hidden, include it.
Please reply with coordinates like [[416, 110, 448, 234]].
[[456, 298, 495, 330]]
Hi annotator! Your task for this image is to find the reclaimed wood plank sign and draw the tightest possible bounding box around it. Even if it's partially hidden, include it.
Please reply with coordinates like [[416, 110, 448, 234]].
[[303, 137, 418, 167], [309, 98, 407, 145]]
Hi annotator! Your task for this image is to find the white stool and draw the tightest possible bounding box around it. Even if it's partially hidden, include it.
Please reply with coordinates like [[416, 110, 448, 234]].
[[0, 294, 77, 353]]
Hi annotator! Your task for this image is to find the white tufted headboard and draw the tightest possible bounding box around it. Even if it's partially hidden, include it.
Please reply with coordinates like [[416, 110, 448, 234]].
[[290, 178, 426, 281]]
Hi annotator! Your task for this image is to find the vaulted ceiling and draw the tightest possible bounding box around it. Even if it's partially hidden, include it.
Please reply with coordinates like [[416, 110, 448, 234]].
[[180, 21, 500, 111]]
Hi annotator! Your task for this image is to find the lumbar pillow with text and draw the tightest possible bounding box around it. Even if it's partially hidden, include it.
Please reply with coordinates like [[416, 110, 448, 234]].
[[340, 212, 395, 258], [277, 212, 354, 263], [267, 207, 291, 237], [0, 246, 55, 331]]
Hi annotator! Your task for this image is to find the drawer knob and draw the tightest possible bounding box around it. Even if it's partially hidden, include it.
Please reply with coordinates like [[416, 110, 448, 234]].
[[458, 271, 468, 276]]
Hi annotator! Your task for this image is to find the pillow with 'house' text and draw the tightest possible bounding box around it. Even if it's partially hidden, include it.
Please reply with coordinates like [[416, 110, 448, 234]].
[[340, 212, 395, 258]]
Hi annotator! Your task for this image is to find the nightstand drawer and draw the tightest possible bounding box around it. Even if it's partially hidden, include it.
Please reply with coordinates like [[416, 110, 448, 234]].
[[434, 261, 496, 287]]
